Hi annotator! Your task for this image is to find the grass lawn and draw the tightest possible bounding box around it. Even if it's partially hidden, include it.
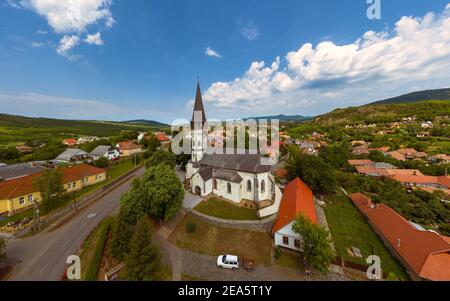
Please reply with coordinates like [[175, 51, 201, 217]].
[[0, 208, 33, 227], [169, 214, 272, 265], [275, 249, 305, 272], [181, 274, 205, 281], [194, 198, 259, 220], [324, 194, 409, 280]]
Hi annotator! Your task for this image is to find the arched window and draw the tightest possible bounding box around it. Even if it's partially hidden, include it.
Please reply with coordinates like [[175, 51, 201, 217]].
[[227, 183, 232, 194], [261, 180, 266, 193], [247, 180, 252, 192], [213, 179, 217, 190]]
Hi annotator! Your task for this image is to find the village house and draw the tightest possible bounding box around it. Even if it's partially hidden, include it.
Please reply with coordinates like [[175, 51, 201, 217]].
[[272, 178, 318, 251], [388, 175, 450, 193], [297, 140, 320, 155], [90, 145, 120, 161], [116, 141, 142, 157], [55, 149, 91, 163], [77, 136, 99, 145], [185, 82, 276, 208], [350, 193, 450, 281], [348, 159, 374, 167], [155, 132, 172, 146], [0, 164, 106, 216], [63, 138, 78, 146], [355, 166, 422, 177], [428, 154, 450, 165], [0, 162, 46, 181]]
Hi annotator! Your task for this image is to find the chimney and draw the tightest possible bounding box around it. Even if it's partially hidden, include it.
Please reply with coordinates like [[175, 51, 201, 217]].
[[397, 239, 401, 248]]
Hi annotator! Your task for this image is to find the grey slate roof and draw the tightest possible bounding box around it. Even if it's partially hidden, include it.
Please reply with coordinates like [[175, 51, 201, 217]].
[[55, 149, 88, 162], [197, 154, 271, 174], [0, 163, 46, 180], [374, 162, 398, 169], [90, 145, 112, 157], [197, 166, 243, 183]]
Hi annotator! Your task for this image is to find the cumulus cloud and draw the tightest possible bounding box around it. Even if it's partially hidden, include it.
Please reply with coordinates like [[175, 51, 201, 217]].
[[84, 32, 103, 45], [205, 47, 222, 58], [202, 4, 450, 116], [8, 0, 114, 58], [57, 35, 80, 59]]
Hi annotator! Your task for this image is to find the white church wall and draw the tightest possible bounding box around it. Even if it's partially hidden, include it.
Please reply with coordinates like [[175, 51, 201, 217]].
[[214, 179, 242, 203]]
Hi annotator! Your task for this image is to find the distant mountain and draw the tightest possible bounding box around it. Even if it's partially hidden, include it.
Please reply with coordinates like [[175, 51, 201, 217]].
[[122, 119, 168, 126], [370, 88, 450, 105], [244, 114, 312, 122]]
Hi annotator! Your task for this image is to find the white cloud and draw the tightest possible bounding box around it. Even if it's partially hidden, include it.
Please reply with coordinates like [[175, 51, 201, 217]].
[[84, 32, 103, 45], [240, 24, 259, 41], [57, 35, 80, 59], [205, 47, 222, 58], [36, 29, 47, 34], [8, 0, 114, 58], [201, 4, 450, 116]]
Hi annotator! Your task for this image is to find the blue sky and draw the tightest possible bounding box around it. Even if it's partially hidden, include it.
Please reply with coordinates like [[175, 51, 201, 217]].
[[0, 0, 450, 123]]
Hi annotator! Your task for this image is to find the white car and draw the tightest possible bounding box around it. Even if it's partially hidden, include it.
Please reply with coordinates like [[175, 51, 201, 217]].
[[217, 255, 240, 270]]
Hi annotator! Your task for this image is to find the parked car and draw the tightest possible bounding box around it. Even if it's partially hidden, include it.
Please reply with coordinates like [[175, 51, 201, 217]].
[[217, 255, 240, 270]]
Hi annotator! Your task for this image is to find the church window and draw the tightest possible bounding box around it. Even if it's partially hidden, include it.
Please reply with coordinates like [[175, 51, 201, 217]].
[[261, 180, 266, 193], [247, 180, 252, 192], [213, 179, 217, 190], [227, 183, 232, 194]]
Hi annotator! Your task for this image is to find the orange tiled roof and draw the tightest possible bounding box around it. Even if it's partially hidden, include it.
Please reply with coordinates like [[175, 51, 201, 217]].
[[63, 138, 78, 145], [117, 141, 141, 150], [388, 151, 406, 161], [437, 176, 450, 189], [155, 132, 170, 142], [389, 174, 438, 185], [348, 159, 374, 166], [272, 178, 318, 234], [350, 193, 450, 281], [0, 164, 105, 200], [383, 169, 423, 176]]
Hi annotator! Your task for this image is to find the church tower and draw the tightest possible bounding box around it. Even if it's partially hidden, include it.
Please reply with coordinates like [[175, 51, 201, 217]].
[[191, 80, 207, 162]]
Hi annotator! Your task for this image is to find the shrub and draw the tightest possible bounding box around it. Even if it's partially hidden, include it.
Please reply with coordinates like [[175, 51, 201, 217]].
[[84, 218, 113, 281], [185, 221, 197, 233], [274, 246, 281, 260]]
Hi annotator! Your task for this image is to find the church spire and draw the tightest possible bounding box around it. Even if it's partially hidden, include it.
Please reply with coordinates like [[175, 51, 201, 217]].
[[191, 79, 207, 129]]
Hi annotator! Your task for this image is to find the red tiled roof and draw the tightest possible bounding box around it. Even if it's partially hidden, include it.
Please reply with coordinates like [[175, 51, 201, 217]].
[[117, 141, 141, 150], [389, 174, 438, 185], [437, 176, 450, 189], [369, 147, 391, 153], [350, 193, 450, 281], [388, 151, 405, 161], [63, 139, 78, 145], [155, 132, 170, 142], [272, 178, 318, 234], [384, 169, 423, 176], [0, 164, 105, 200]]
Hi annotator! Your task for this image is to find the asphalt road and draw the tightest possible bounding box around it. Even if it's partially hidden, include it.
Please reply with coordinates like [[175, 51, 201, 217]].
[[5, 167, 144, 281]]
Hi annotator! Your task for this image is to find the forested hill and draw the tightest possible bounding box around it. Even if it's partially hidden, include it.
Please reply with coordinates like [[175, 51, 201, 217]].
[[369, 88, 450, 105]]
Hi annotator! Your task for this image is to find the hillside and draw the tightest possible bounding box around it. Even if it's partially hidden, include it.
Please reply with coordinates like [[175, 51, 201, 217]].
[[0, 114, 168, 147], [370, 88, 450, 105], [122, 119, 168, 127], [312, 100, 450, 126]]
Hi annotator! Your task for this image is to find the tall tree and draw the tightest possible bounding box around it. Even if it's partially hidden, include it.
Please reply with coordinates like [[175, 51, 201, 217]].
[[33, 169, 67, 214], [110, 209, 135, 261], [292, 214, 335, 274], [125, 217, 161, 281], [145, 150, 176, 169]]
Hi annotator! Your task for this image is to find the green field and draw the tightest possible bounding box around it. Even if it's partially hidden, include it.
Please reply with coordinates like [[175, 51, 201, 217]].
[[194, 197, 259, 220]]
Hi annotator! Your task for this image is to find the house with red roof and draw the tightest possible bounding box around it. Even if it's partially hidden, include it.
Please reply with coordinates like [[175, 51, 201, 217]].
[[272, 178, 318, 251], [63, 138, 78, 146], [350, 193, 450, 281], [116, 141, 142, 157]]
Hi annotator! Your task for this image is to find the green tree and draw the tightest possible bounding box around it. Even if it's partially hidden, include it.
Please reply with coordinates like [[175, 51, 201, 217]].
[[0, 147, 21, 163], [286, 152, 337, 194], [142, 133, 161, 152], [292, 214, 335, 274], [125, 217, 161, 281], [0, 237, 6, 261], [120, 163, 184, 221], [33, 169, 67, 214], [92, 157, 109, 168], [145, 150, 176, 169], [110, 210, 135, 261]]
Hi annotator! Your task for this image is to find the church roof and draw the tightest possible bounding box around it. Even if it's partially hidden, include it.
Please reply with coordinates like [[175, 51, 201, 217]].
[[197, 166, 243, 183], [197, 154, 271, 174], [190, 81, 207, 129]]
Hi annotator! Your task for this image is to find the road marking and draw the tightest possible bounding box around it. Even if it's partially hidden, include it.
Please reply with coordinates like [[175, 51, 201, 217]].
[[62, 239, 70, 249], [87, 213, 97, 219], [39, 264, 48, 274]]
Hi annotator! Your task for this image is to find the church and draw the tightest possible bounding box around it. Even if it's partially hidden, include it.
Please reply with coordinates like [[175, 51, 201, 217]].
[[185, 82, 276, 209]]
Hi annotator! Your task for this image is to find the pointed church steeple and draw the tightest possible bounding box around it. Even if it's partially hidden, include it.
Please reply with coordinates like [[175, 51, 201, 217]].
[[191, 79, 207, 129]]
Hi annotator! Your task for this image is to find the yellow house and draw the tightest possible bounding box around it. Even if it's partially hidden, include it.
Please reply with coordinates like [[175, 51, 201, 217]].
[[0, 164, 106, 216], [116, 141, 142, 157]]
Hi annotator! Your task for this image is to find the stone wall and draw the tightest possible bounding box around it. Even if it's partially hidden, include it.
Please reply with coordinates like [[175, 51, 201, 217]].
[[188, 209, 277, 232]]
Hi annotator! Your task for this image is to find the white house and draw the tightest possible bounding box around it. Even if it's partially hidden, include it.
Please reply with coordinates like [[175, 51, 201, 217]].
[[90, 145, 120, 160], [55, 149, 91, 163], [185, 82, 276, 208], [272, 178, 318, 251]]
